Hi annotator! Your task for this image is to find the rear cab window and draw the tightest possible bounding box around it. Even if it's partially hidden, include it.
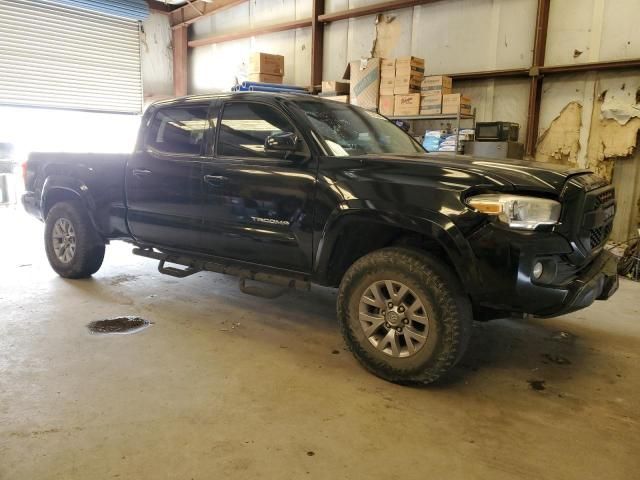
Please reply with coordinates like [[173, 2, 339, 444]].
[[146, 105, 210, 156]]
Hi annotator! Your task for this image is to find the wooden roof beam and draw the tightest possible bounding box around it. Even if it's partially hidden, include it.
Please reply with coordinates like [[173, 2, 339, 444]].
[[169, 0, 247, 29]]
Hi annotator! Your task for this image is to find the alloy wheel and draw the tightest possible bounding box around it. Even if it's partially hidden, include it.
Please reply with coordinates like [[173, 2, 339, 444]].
[[358, 280, 430, 358]]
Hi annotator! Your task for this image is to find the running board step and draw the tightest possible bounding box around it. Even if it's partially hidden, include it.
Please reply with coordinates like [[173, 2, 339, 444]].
[[132, 247, 310, 292], [158, 258, 201, 278]]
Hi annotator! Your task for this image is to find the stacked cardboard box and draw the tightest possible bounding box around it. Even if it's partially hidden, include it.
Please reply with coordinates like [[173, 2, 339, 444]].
[[320, 80, 350, 103], [377, 56, 425, 116], [378, 58, 395, 115], [442, 93, 472, 115], [393, 56, 424, 116], [248, 52, 285, 84], [394, 93, 421, 117], [349, 58, 381, 110], [419, 76, 452, 115], [378, 95, 394, 116], [394, 57, 424, 94]]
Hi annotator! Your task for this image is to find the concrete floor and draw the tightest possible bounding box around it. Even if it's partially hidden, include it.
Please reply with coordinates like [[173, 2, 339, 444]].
[[1, 205, 639, 480]]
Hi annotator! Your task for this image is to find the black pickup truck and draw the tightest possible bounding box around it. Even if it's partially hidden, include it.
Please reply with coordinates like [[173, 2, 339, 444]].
[[22, 93, 619, 384]]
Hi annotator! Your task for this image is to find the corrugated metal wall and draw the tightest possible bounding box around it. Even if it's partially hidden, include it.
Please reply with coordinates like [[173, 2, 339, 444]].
[[0, 0, 143, 113]]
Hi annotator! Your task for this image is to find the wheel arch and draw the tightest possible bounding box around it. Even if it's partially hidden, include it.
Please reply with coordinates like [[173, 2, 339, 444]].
[[41, 176, 103, 237], [312, 208, 479, 293]]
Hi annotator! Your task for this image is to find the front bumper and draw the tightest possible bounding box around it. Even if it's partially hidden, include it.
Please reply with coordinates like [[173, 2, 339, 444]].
[[533, 250, 618, 317], [468, 225, 619, 318]]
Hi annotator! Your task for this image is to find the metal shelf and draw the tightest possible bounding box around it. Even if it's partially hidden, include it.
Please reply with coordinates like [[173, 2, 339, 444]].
[[387, 113, 474, 121], [387, 108, 476, 153]]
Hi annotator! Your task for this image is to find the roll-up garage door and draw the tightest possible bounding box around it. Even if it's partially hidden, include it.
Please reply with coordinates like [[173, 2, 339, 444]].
[[0, 0, 143, 113]]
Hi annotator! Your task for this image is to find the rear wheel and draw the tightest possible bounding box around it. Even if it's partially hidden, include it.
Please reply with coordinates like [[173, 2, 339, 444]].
[[44, 201, 105, 278], [337, 247, 472, 385]]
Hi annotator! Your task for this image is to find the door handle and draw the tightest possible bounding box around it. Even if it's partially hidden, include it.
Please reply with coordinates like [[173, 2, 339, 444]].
[[132, 168, 152, 178], [203, 174, 228, 186]]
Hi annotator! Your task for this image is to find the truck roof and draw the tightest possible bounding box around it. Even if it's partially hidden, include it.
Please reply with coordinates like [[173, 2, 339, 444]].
[[150, 91, 339, 108]]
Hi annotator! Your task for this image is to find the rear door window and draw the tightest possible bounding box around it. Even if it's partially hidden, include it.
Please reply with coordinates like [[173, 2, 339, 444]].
[[146, 105, 209, 156]]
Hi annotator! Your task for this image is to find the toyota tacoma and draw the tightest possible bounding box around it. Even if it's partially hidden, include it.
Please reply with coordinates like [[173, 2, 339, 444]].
[[22, 93, 619, 384]]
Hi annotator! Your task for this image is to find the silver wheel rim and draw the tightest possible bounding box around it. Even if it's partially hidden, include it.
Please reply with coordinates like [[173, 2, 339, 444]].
[[52, 218, 77, 264], [358, 280, 429, 358]]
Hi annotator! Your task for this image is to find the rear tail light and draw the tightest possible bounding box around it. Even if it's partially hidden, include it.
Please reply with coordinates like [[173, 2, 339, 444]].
[[21, 161, 28, 187]]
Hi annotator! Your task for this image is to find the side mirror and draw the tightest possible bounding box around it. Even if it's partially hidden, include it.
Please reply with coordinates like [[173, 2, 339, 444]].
[[264, 131, 298, 153]]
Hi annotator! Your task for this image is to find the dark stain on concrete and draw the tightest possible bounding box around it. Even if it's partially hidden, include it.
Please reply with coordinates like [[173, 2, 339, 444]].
[[87, 316, 152, 335]]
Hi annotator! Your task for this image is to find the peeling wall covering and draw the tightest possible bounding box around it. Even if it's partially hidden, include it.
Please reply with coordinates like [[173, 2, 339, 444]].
[[586, 96, 640, 179], [370, 14, 401, 59], [535, 102, 582, 166], [536, 76, 640, 240], [600, 86, 640, 125], [538, 74, 640, 179]]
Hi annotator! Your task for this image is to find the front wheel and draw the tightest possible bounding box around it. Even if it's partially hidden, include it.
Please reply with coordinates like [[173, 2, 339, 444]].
[[337, 247, 472, 385], [44, 200, 105, 278]]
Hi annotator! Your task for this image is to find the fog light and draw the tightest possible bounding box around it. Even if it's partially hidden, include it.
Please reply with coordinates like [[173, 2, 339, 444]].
[[533, 262, 544, 279]]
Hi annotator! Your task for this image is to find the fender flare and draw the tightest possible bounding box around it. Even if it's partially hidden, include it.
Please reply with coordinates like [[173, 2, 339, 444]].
[[41, 175, 103, 236], [313, 204, 480, 294]]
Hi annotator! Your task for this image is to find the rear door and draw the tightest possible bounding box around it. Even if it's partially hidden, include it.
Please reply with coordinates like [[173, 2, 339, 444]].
[[200, 100, 317, 273], [126, 103, 210, 250]]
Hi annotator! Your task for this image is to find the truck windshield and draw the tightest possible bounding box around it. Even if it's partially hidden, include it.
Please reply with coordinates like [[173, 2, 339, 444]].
[[296, 100, 425, 157]]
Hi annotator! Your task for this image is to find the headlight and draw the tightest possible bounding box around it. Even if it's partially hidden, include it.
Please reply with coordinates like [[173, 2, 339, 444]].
[[466, 194, 561, 230]]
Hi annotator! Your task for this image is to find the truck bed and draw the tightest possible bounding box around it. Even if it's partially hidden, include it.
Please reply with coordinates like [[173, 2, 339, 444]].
[[23, 152, 131, 239]]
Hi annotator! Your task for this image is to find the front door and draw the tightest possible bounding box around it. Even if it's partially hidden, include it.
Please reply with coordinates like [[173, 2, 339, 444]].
[[126, 103, 209, 250], [200, 100, 316, 273]]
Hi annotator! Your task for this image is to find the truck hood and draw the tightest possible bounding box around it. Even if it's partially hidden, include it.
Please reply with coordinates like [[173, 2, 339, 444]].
[[362, 153, 591, 193]]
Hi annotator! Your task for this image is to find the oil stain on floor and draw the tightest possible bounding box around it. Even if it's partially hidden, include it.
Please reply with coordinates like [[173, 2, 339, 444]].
[[87, 316, 152, 335]]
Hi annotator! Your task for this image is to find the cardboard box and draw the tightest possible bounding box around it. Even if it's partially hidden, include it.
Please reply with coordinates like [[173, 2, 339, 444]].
[[378, 95, 394, 116], [394, 93, 421, 116], [321, 80, 350, 95], [442, 93, 472, 115], [321, 95, 349, 103], [248, 72, 283, 83], [394, 74, 422, 94], [348, 58, 381, 110], [421, 75, 453, 93], [420, 91, 442, 114], [379, 77, 395, 96], [381, 58, 396, 77], [395, 56, 425, 77], [248, 52, 285, 75]]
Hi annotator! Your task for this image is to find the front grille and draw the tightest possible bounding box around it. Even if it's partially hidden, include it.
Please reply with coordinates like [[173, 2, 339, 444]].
[[559, 173, 615, 265], [590, 222, 613, 249], [594, 189, 614, 209], [584, 183, 615, 251]]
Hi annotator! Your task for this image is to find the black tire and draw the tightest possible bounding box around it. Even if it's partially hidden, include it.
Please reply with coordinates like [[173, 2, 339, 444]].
[[44, 200, 105, 278], [618, 239, 639, 276], [337, 247, 472, 385]]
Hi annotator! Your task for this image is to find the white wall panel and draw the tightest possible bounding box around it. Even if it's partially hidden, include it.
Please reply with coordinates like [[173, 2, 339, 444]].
[[600, 0, 640, 61], [141, 12, 173, 101], [547, 0, 640, 65], [454, 78, 530, 142], [191, 1, 250, 40], [412, 0, 535, 74], [323, 20, 349, 80]]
